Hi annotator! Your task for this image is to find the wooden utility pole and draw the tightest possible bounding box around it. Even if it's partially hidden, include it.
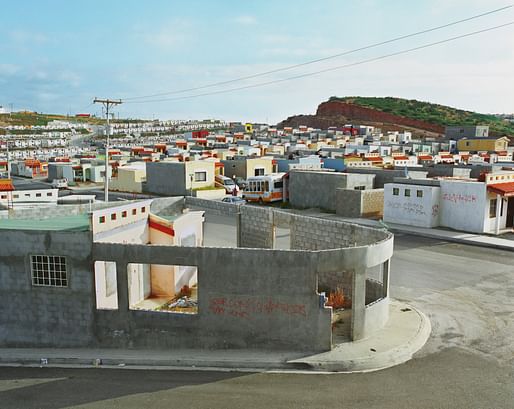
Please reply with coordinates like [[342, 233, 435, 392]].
[[93, 98, 122, 202]]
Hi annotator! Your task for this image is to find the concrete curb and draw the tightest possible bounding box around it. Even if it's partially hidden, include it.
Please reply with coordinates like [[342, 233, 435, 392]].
[[0, 302, 431, 375], [388, 226, 514, 252], [288, 302, 432, 373]]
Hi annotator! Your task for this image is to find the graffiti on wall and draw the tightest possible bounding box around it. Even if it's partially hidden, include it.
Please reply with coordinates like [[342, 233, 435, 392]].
[[209, 297, 307, 319], [442, 193, 477, 204], [386, 201, 427, 216]]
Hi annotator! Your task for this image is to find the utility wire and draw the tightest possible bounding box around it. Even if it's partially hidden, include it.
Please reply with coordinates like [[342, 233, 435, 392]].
[[122, 4, 513, 101], [124, 21, 514, 104]]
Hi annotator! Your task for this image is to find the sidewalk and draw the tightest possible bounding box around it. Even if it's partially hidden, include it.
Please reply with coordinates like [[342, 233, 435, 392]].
[[0, 301, 429, 374], [289, 300, 431, 372]]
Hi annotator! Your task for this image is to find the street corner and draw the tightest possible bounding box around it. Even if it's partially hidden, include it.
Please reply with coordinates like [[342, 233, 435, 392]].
[[287, 299, 431, 373]]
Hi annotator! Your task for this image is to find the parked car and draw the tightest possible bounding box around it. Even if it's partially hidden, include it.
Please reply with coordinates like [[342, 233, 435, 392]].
[[221, 196, 246, 205], [215, 175, 239, 194], [51, 178, 68, 189]]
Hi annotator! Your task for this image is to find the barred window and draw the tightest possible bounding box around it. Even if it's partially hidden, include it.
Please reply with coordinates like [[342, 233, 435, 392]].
[[31, 255, 68, 287]]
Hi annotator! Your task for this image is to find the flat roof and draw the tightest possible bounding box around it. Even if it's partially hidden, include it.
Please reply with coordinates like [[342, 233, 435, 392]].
[[0, 214, 90, 231]]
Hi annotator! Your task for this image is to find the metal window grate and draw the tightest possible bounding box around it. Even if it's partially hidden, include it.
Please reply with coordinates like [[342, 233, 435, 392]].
[[31, 255, 68, 287]]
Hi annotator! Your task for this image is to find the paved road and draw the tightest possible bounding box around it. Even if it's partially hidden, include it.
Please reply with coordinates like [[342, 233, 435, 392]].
[[0, 348, 512, 409]]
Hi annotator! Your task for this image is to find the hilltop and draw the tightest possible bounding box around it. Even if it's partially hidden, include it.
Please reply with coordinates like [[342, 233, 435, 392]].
[[278, 96, 514, 138], [0, 111, 106, 128]]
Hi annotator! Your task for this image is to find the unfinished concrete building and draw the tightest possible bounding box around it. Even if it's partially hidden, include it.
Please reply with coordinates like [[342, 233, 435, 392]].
[[0, 196, 393, 353]]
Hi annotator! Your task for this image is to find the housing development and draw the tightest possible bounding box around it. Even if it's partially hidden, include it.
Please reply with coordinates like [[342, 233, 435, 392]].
[[1, 2, 514, 407]]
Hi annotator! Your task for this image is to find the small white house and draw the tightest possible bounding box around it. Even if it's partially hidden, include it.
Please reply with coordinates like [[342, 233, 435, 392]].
[[384, 171, 514, 234]]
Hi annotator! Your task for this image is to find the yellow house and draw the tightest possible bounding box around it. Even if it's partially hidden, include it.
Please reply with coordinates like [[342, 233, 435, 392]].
[[109, 162, 147, 193], [457, 137, 510, 152]]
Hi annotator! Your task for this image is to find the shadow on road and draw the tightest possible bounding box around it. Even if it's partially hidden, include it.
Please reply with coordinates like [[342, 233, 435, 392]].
[[0, 367, 247, 409]]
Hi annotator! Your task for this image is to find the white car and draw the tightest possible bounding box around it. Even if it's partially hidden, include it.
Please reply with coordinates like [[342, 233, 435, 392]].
[[221, 196, 246, 205], [51, 178, 68, 189]]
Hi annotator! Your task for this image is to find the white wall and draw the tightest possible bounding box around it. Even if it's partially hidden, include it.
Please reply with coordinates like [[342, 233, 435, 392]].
[[94, 261, 118, 310], [0, 189, 58, 206], [439, 180, 487, 233], [384, 183, 440, 228]]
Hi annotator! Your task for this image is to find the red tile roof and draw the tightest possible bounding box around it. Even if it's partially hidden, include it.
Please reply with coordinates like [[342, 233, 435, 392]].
[[0, 179, 14, 191], [488, 182, 514, 197]]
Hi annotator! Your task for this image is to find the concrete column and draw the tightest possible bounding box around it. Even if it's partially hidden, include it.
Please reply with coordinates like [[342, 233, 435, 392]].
[[115, 261, 129, 314], [382, 259, 390, 298], [351, 267, 366, 341], [236, 210, 241, 247], [495, 194, 502, 235]]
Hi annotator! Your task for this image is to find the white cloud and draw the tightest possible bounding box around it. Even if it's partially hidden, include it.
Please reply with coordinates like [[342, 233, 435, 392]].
[[133, 20, 191, 50], [9, 30, 48, 45], [233, 15, 257, 25], [0, 64, 20, 76]]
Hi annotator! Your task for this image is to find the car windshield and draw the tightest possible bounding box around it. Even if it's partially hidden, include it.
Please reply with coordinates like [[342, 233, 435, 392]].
[[224, 180, 235, 186]]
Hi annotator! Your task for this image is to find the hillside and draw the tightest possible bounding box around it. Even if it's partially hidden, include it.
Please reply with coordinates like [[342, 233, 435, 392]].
[[0, 112, 105, 128], [278, 96, 514, 138]]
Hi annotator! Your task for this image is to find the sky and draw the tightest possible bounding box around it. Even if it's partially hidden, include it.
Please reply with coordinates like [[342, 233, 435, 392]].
[[0, 0, 513, 123]]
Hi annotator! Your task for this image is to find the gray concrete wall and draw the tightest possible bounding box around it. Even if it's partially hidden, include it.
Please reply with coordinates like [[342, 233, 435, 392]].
[[0, 199, 394, 350], [92, 244, 332, 352], [0, 230, 94, 347], [221, 159, 246, 179], [336, 189, 362, 218], [346, 168, 401, 188], [185, 196, 239, 216], [150, 197, 185, 217], [146, 162, 186, 196], [239, 206, 274, 248], [0, 201, 136, 220], [288, 171, 374, 211]]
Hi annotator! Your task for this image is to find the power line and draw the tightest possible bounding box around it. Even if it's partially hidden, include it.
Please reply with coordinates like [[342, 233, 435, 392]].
[[124, 21, 514, 104], [122, 4, 513, 101]]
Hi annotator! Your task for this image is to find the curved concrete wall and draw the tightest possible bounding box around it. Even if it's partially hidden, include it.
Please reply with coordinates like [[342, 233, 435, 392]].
[[0, 198, 394, 351]]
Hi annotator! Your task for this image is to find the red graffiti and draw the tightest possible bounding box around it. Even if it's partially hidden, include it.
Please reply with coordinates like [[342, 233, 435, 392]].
[[442, 193, 477, 204], [208, 297, 307, 319]]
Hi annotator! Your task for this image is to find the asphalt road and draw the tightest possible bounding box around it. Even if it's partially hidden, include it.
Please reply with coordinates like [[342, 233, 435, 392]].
[[2, 214, 513, 408], [0, 348, 512, 409]]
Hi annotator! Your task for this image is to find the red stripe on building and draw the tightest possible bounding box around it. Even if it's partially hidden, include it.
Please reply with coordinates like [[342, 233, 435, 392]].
[[148, 220, 175, 236]]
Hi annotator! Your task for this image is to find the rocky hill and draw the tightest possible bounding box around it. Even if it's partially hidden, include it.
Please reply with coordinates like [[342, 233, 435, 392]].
[[278, 96, 514, 139]]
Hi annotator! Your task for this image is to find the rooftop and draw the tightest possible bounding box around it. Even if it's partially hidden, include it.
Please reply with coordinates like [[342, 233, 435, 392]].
[[0, 214, 90, 231]]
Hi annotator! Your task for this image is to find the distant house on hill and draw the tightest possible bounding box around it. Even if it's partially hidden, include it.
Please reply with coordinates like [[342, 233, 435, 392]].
[[457, 137, 509, 153], [445, 125, 489, 139]]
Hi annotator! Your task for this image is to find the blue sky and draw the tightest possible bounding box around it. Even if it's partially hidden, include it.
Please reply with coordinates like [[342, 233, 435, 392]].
[[1, 0, 513, 123]]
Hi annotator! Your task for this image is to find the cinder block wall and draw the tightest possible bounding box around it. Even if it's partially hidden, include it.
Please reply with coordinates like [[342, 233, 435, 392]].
[[361, 189, 384, 217], [0, 230, 94, 347], [239, 206, 274, 248], [336, 189, 362, 218]]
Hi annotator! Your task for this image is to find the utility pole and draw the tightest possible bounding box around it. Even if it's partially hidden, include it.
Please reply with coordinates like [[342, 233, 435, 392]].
[[93, 98, 122, 202], [5, 141, 10, 179]]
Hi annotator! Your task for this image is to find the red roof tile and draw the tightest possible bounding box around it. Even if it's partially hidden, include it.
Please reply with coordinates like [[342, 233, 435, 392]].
[[488, 182, 514, 197]]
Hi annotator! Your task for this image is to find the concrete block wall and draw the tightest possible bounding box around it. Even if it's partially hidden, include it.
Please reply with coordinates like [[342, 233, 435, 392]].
[[239, 206, 274, 248], [336, 189, 362, 218], [0, 199, 394, 350], [361, 189, 384, 217], [92, 244, 332, 352], [289, 215, 385, 251], [185, 196, 239, 217], [150, 197, 185, 217], [0, 230, 94, 347]]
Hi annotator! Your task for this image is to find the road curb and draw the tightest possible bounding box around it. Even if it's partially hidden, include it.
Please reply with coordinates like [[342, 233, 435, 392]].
[[288, 301, 432, 373], [388, 226, 514, 252]]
